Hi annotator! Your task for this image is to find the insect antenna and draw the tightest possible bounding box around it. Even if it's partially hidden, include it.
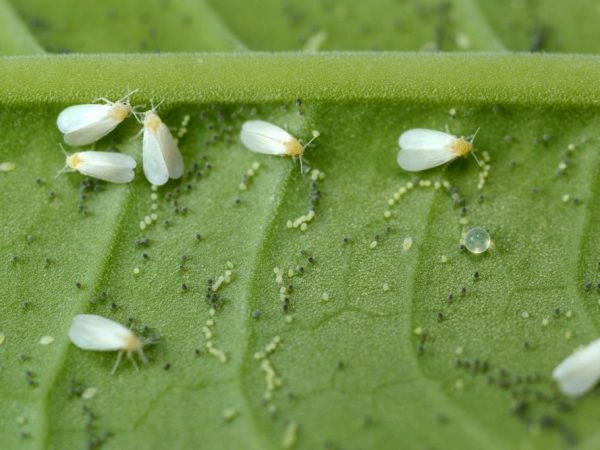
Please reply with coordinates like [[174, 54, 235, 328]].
[[468, 127, 483, 167], [119, 88, 140, 104], [55, 144, 72, 178], [150, 99, 165, 112], [302, 130, 321, 150]]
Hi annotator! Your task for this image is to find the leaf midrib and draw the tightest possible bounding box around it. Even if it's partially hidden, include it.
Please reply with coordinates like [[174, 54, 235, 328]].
[[1, 54, 600, 107]]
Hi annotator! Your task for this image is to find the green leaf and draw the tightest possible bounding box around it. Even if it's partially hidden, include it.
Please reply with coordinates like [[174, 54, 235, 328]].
[[8, 0, 600, 53], [1, 53, 600, 450], [2, 0, 600, 448], [0, 0, 43, 55], [6, 0, 244, 53]]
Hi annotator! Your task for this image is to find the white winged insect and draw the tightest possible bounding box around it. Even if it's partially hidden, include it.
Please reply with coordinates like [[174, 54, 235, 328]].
[[57, 90, 138, 146], [60, 146, 136, 183], [552, 337, 600, 398], [68, 314, 149, 374], [397, 128, 480, 172], [240, 120, 320, 171], [137, 104, 184, 186]]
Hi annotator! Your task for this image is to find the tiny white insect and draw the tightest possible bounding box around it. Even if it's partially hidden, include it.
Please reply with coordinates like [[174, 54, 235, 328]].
[[68, 314, 148, 375], [397, 128, 479, 172], [57, 90, 138, 146], [61, 147, 137, 183], [240, 120, 319, 170], [139, 105, 184, 186], [552, 337, 600, 397]]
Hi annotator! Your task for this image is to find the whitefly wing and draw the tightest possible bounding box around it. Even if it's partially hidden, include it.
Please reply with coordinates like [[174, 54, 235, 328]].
[[397, 129, 458, 171], [69, 314, 132, 351], [143, 126, 170, 186], [552, 338, 600, 397], [399, 128, 456, 150], [157, 122, 184, 179], [76, 151, 136, 183], [397, 147, 458, 171], [58, 104, 122, 146], [57, 104, 112, 133], [240, 120, 293, 155]]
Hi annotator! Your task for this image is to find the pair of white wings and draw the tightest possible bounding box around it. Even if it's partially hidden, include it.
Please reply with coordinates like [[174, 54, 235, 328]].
[[142, 120, 184, 186], [397, 129, 459, 171], [240, 120, 296, 155], [57, 104, 125, 147], [74, 151, 136, 183], [69, 314, 134, 351]]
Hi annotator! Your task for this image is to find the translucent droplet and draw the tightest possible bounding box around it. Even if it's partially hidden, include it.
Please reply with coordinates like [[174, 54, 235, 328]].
[[464, 227, 491, 254]]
